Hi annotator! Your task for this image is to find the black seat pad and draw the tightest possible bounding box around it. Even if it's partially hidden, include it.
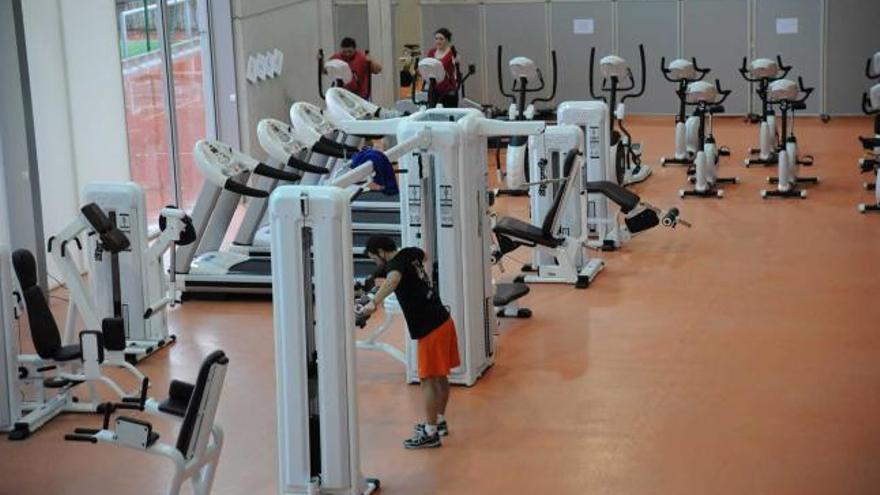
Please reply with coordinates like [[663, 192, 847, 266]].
[[494, 217, 560, 248], [494, 283, 529, 306], [158, 398, 188, 418], [585, 181, 640, 212], [53, 344, 82, 362], [158, 379, 194, 418]]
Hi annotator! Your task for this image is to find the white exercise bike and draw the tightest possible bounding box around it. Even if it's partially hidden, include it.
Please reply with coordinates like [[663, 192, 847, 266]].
[[660, 57, 731, 169], [679, 80, 739, 198], [760, 77, 820, 199]]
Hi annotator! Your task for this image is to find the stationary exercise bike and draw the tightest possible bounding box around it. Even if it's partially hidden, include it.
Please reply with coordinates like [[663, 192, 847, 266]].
[[588, 44, 652, 186], [409, 57, 476, 109], [495, 45, 558, 196], [760, 77, 820, 199], [858, 51, 880, 213], [679, 80, 739, 198], [317, 48, 373, 101], [740, 56, 814, 168], [660, 57, 731, 168]]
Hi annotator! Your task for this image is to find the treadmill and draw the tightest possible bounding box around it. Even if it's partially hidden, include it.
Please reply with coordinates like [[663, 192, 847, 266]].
[[233, 101, 403, 277], [176, 134, 379, 297]]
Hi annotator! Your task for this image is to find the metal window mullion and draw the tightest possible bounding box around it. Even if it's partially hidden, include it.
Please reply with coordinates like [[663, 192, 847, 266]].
[[156, 0, 182, 284]]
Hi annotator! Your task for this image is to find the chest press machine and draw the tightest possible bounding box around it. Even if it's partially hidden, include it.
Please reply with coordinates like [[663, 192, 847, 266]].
[[50, 183, 194, 362]]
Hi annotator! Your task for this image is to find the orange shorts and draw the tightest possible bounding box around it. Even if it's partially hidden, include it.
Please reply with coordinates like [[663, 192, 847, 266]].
[[418, 318, 461, 379]]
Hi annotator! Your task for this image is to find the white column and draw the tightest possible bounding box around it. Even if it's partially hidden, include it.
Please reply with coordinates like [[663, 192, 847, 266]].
[[367, 0, 395, 108]]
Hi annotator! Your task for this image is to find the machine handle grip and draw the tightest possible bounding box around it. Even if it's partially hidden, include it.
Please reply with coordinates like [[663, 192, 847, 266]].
[[317, 49, 325, 100], [497, 45, 514, 100], [621, 44, 647, 103], [794, 76, 814, 103], [692, 57, 712, 78], [224, 178, 269, 198], [588, 46, 605, 102], [659, 56, 674, 81], [254, 163, 301, 183], [866, 56, 880, 80], [287, 155, 329, 175], [738, 56, 751, 79], [532, 50, 558, 105], [714, 79, 732, 105], [65, 434, 98, 443], [863, 92, 878, 115], [776, 54, 792, 79]]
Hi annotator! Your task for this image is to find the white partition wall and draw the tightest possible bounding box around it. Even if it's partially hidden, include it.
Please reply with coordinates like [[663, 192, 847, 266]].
[[232, 0, 330, 155], [616, 0, 679, 114], [484, 2, 549, 110], [682, 0, 750, 115], [825, 0, 880, 115], [335, 1, 370, 51], [550, 1, 614, 105], [753, 0, 823, 115]]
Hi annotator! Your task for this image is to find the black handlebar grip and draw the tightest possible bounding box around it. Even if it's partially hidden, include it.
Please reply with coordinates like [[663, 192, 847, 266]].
[[288, 155, 330, 175], [224, 178, 269, 198], [255, 163, 302, 182]]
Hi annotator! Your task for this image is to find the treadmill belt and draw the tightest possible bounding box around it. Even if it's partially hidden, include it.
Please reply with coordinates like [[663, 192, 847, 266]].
[[230, 258, 272, 276], [352, 210, 401, 224], [355, 191, 400, 203]]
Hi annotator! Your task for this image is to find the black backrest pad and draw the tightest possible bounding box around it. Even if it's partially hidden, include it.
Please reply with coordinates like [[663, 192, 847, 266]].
[[541, 150, 579, 238], [101, 317, 127, 352], [81, 203, 130, 253], [176, 350, 229, 456], [12, 249, 62, 360], [80, 203, 114, 232]]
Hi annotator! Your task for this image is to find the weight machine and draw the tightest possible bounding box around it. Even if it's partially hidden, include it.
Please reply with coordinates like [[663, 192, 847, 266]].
[[50, 186, 192, 361]]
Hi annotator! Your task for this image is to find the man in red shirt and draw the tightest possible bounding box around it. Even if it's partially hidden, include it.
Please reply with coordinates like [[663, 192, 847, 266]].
[[330, 37, 382, 100]]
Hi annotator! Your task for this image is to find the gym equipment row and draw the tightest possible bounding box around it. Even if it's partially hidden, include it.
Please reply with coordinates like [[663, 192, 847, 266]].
[[859, 52, 880, 213]]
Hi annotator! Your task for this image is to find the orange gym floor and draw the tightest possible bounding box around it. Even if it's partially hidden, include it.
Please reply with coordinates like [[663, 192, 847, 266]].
[[1, 116, 879, 495]]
